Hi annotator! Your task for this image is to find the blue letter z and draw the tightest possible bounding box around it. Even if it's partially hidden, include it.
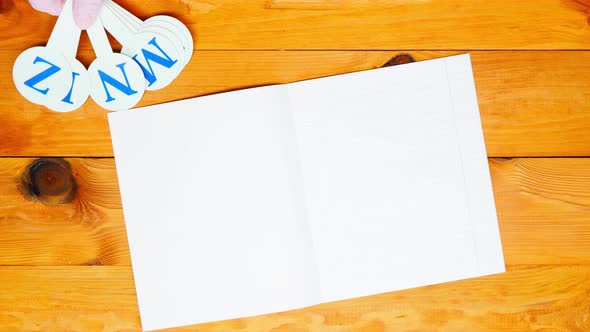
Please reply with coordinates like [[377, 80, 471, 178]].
[[23, 56, 62, 95]]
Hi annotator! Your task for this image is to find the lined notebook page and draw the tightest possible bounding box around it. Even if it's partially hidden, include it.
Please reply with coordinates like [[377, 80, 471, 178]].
[[287, 54, 504, 302], [108, 54, 504, 331], [109, 85, 320, 331]]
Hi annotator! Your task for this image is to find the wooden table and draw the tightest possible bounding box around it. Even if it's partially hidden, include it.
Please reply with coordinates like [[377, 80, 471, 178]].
[[1, 0, 589, 331]]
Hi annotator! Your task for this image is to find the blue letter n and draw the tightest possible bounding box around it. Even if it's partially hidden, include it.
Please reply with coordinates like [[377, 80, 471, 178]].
[[98, 63, 138, 103], [132, 36, 178, 87]]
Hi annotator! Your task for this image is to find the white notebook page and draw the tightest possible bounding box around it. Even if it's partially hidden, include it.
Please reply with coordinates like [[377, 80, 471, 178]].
[[108, 54, 504, 331], [287, 54, 504, 302], [109, 85, 320, 331]]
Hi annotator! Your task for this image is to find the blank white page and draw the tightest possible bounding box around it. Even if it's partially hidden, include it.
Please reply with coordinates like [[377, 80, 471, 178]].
[[287, 54, 505, 302], [109, 54, 505, 331], [108, 85, 320, 331]]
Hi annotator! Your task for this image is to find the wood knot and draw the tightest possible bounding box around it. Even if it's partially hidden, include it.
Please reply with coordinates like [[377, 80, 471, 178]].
[[18, 158, 77, 205], [0, 0, 13, 14], [491, 157, 513, 162], [382, 53, 415, 67]]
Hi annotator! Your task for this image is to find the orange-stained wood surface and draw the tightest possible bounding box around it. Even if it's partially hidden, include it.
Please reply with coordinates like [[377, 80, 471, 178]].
[[1, 158, 589, 267], [2, 0, 590, 50], [1, 0, 590, 331], [1, 265, 589, 331], [1, 50, 590, 157]]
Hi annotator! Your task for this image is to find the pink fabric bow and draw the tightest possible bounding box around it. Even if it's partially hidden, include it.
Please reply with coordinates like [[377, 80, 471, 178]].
[[29, 0, 103, 29]]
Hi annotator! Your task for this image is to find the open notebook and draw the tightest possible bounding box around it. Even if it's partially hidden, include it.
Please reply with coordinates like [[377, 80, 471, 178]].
[[108, 54, 505, 331]]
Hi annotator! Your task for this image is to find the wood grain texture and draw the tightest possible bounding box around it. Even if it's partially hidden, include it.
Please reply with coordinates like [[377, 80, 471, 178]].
[[2, 0, 590, 50], [1, 158, 589, 267], [1, 50, 590, 157], [1, 265, 589, 331], [0, 158, 128, 266], [3, 1, 590, 330], [490, 158, 590, 265]]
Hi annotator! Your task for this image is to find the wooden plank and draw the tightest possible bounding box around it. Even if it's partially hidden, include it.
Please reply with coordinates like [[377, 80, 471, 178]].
[[1, 157, 589, 266], [0, 266, 140, 332], [490, 158, 590, 265], [1, 50, 590, 157], [2, 0, 590, 50], [0, 265, 589, 331], [0, 158, 128, 266]]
